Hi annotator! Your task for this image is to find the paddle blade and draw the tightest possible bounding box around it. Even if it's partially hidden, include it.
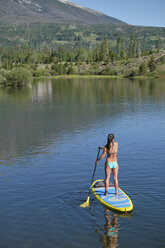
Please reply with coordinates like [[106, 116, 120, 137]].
[[80, 196, 90, 208]]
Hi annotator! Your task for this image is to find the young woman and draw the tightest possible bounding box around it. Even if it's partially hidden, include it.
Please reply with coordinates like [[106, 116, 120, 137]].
[[97, 134, 119, 195]]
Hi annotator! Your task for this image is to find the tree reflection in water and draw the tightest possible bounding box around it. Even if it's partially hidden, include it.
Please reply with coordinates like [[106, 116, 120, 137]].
[[101, 208, 120, 248]]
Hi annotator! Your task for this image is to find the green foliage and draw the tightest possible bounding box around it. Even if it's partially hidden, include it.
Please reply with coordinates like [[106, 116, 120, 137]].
[[0, 68, 8, 78], [157, 36, 161, 53], [0, 22, 165, 52], [0, 24, 164, 79], [0, 75, 7, 85], [139, 62, 147, 75], [127, 69, 138, 78], [0, 68, 7, 85], [132, 35, 137, 58], [6, 68, 33, 86], [120, 49, 125, 60], [147, 71, 159, 77], [51, 63, 66, 75], [117, 36, 122, 50], [42, 71, 51, 77], [99, 66, 113, 75], [67, 66, 74, 75], [148, 56, 156, 72], [32, 70, 44, 77]]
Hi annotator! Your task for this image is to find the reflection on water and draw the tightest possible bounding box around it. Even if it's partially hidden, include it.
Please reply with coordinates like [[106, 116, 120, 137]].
[[1, 78, 165, 103], [0, 77, 165, 163], [32, 80, 53, 101], [101, 209, 119, 248], [33, 78, 165, 104]]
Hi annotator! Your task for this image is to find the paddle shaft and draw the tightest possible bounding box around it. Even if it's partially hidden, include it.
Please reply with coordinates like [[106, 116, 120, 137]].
[[87, 147, 101, 197]]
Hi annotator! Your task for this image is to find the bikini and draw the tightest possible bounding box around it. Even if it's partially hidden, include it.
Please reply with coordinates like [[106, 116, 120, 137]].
[[106, 152, 117, 169]]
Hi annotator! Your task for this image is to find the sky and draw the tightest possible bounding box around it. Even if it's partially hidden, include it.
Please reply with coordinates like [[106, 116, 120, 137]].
[[69, 0, 165, 27]]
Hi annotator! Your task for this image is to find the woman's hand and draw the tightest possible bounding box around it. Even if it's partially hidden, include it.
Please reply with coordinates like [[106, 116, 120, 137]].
[[98, 146, 104, 150], [96, 160, 99, 165]]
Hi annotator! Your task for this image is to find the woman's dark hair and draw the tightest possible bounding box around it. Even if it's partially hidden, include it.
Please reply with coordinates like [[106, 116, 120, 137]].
[[105, 133, 115, 150]]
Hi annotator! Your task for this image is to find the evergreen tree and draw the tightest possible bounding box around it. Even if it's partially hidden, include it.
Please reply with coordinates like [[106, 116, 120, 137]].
[[99, 39, 110, 62], [67, 66, 74, 74], [128, 34, 137, 58], [127, 45, 132, 58], [148, 56, 156, 72], [157, 36, 161, 53], [116, 36, 122, 57], [138, 41, 141, 58], [92, 46, 100, 62], [132, 35, 137, 57], [120, 49, 125, 60], [139, 62, 147, 74]]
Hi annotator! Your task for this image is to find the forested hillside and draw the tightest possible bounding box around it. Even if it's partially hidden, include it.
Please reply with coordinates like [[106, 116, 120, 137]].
[[0, 0, 164, 52], [0, 22, 164, 52], [0, 0, 165, 85]]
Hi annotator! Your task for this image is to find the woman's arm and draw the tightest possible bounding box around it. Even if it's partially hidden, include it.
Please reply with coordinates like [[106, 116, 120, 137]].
[[97, 147, 106, 164]]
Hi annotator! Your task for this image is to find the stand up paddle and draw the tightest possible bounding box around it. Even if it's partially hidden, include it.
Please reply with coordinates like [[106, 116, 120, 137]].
[[80, 147, 101, 208]]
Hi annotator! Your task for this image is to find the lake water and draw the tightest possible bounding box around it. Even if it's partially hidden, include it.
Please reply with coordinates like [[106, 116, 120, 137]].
[[0, 77, 165, 248]]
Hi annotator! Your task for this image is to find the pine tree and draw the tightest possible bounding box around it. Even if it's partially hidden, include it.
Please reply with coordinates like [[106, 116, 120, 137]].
[[99, 39, 110, 62], [92, 46, 100, 62], [157, 37, 161, 53], [116, 36, 122, 57], [128, 34, 137, 58], [139, 62, 147, 74], [138, 41, 141, 58], [132, 35, 137, 58], [120, 49, 125, 60], [148, 56, 156, 72]]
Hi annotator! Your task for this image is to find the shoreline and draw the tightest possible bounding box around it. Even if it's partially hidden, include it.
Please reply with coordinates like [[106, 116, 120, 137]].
[[1, 73, 164, 88], [34, 73, 164, 80], [1, 66, 165, 88]]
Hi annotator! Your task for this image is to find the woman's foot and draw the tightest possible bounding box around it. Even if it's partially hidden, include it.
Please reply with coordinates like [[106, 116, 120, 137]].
[[104, 190, 108, 196]]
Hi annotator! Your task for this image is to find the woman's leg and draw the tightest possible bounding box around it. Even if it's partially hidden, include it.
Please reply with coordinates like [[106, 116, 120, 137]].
[[116, 163, 119, 177], [112, 167, 118, 195], [105, 163, 111, 195]]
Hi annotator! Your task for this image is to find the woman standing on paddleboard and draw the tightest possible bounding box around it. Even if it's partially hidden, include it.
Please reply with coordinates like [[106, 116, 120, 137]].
[[97, 134, 119, 195]]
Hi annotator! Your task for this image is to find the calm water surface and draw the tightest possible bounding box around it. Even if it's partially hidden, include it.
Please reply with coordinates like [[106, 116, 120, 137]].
[[0, 78, 165, 248]]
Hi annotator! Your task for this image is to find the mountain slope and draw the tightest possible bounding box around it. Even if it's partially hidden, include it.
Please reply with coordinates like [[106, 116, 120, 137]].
[[0, 0, 126, 25]]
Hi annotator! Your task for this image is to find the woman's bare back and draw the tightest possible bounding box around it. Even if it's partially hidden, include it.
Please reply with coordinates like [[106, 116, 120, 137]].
[[106, 142, 118, 162]]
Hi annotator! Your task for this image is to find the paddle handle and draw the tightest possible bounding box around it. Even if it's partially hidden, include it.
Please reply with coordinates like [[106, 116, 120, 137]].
[[98, 146, 104, 150]]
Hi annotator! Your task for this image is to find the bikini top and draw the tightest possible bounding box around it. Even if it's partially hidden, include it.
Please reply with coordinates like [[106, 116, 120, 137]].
[[106, 143, 117, 156], [107, 152, 117, 156]]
